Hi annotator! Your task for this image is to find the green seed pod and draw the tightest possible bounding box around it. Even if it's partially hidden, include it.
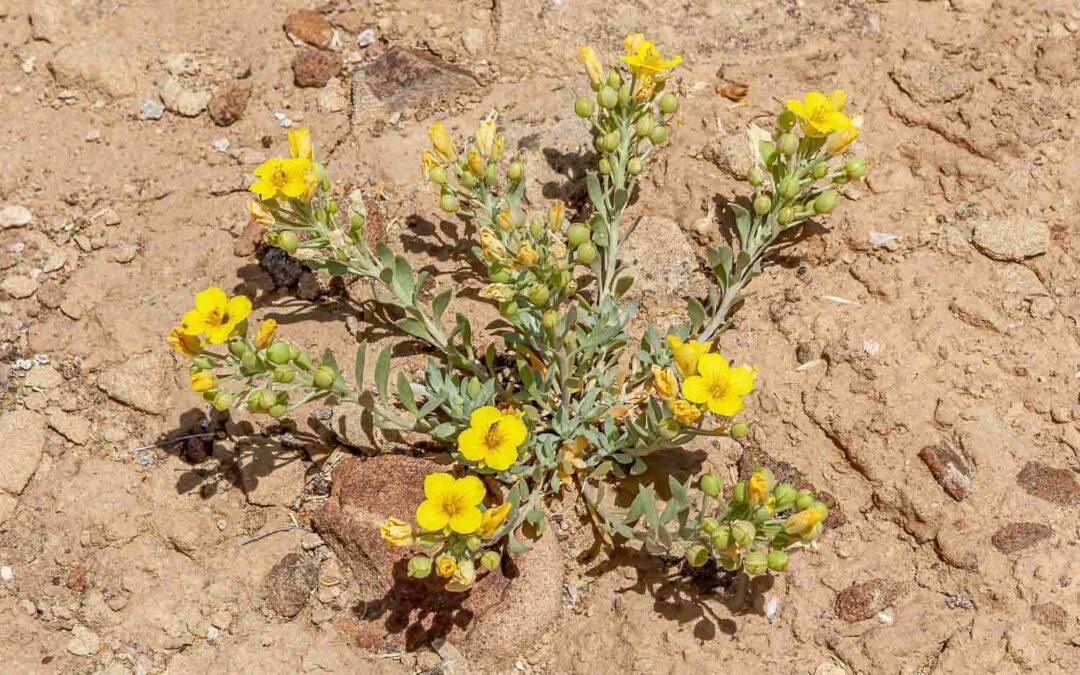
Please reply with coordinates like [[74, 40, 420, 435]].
[[466, 376, 482, 398], [758, 140, 778, 166], [777, 109, 796, 132], [564, 280, 578, 295], [730, 421, 750, 439], [278, 231, 299, 254], [542, 310, 560, 331], [312, 365, 335, 389], [744, 550, 769, 575], [480, 550, 501, 571], [576, 242, 598, 265], [778, 133, 799, 157], [550, 269, 570, 290], [747, 166, 764, 187], [428, 167, 447, 185], [501, 300, 519, 319], [488, 265, 511, 283], [767, 550, 789, 572], [795, 490, 815, 510], [575, 97, 596, 118], [202, 389, 219, 403], [778, 206, 794, 226], [659, 93, 678, 115], [228, 339, 247, 358], [598, 85, 618, 110], [527, 284, 550, 306], [603, 131, 620, 153], [212, 392, 235, 412], [772, 483, 798, 512], [648, 125, 668, 145], [710, 525, 733, 551], [732, 481, 747, 503], [191, 356, 213, 370], [811, 162, 828, 180], [753, 193, 771, 215], [813, 190, 837, 214], [567, 223, 591, 248], [618, 83, 632, 106], [606, 69, 622, 89], [465, 535, 483, 552], [458, 168, 476, 188], [509, 206, 527, 229], [484, 164, 498, 185], [732, 520, 756, 547], [267, 403, 288, 418], [407, 555, 432, 579], [779, 175, 800, 199], [266, 341, 292, 365], [508, 162, 524, 182], [686, 545, 709, 568], [627, 156, 643, 175], [440, 194, 460, 213], [273, 366, 296, 383], [240, 350, 258, 371], [701, 517, 721, 534], [844, 156, 866, 180], [700, 472, 722, 498], [598, 158, 611, 174], [634, 113, 653, 138]]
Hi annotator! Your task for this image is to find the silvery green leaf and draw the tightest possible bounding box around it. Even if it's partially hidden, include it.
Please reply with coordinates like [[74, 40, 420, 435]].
[[354, 343, 366, 391], [586, 172, 606, 217], [432, 290, 451, 322], [686, 298, 706, 332], [615, 276, 634, 298], [508, 535, 531, 554], [374, 346, 392, 402], [431, 422, 457, 439], [729, 202, 752, 248], [398, 318, 431, 343]]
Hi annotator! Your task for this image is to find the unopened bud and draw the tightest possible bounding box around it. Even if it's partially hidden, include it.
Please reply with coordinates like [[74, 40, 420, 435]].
[[598, 86, 618, 109], [844, 156, 866, 180], [575, 97, 595, 118], [465, 535, 483, 552], [576, 242, 598, 265], [732, 520, 756, 547], [266, 341, 292, 364], [467, 376, 482, 398], [772, 483, 797, 512], [767, 550, 789, 572], [567, 223, 591, 247], [744, 550, 769, 575], [777, 109, 796, 132], [313, 365, 335, 389], [753, 193, 772, 215], [778, 206, 794, 226], [778, 133, 799, 157], [747, 166, 764, 187], [273, 366, 296, 383], [480, 550, 501, 571], [700, 472, 722, 498], [648, 125, 668, 145], [267, 403, 288, 418], [813, 190, 837, 214], [212, 392, 235, 412], [542, 310, 560, 331], [627, 156, 643, 175], [779, 175, 800, 199], [527, 285, 550, 306], [657, 418, 680, 441], [701, 517, 721, 535], [228, 339, 247, 358], [598, 158, 611, 174], [429, 167, 447, 185], [795, 489, 815, 510], [508, 161, 524, 182], [278, 231, 299, 254], [635, 113, 653, 138], [732, 481, 747, 503], [440, 194, 460, 213], [408, 555, 432, 579], [730, 421, 750, 439], [811, 162, 828, 179], [659, 93, 678, 115]]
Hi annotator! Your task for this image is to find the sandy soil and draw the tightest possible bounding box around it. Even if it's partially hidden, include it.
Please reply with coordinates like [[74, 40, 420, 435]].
[[0, 0, 1078, 673]]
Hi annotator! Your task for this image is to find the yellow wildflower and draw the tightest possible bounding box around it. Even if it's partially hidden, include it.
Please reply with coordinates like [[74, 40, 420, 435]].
[[650, 365, 678, 399], [516, 242, 538, 267], [785, 90, 851, 138], [618, 35, 682, 81], [479, 227, 508, 261], [546, 200, 565, 231], [747, 469, 773, 506], [557, 436, 590, 484], [416, 473, 486, 534], [825, 114, 863, 156], [784, 506, 825, 538], [671, 399, 702, 425], [189, 371, 215, 392], [181, 287, 253, 344], [166, 327, 201, 357], [479, 502, 511, 538], [435, 553, 458, 578], [681, 353, 756, 416], [495, 209, 515, 232], [429, 121, 456, 160], [476, 119, 497, 157], [479, 283, 513, 302], [254, 319, 277, 349], [578, 46, 604, 87], [379, 517, 415, 547], [666, 335, 712, 377], [467, 148, 486, 178], [421, 150, 440, 175], [457, 406, 527, 471], [288, 127, 313, 161], [445, 558, 476, 592], [250, 157, 314, 201], [246, 200, 274, 227]]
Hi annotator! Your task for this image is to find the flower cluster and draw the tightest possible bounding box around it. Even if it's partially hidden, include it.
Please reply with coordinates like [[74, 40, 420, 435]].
[[166, 33, 866, 589]]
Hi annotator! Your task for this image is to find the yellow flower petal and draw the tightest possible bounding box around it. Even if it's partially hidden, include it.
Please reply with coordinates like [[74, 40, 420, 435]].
[[423, 472, 455, 499], [485, 444, 518, 472], [416, 498, 449, 531], [479, 502, 511, 537], [448, 507, 482, 534], [696, 353, 729, 381], [469, 405, 502, 429], [456, 475, 487, 506], [288, 127, 313, 161], [682, 376, 710, 404], [727, 366, 756, 396], [195, 287, 227, 315], [707, 394, 743, 417]]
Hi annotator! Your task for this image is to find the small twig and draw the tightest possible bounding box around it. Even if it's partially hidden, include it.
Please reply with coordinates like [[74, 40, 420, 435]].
[[240, 525, 311, 546], [130, 433, 216, 453]]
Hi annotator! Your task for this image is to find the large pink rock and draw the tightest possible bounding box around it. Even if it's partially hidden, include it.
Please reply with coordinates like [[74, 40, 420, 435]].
[[313, 455, 563, 665]]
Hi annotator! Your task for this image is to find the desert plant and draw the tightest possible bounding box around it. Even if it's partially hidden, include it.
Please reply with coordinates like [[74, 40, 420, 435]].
[[167, 33, 866, 590]]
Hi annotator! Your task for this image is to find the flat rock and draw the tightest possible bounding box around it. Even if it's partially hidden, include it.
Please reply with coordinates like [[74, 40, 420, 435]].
[[97, 352, 170, 415], [65, 624, 102, 656], [736, 447, 847, 528], [24, 365, 62, 390], [0, 410, 46, 495], [285, 8, 333, 49], [208, 81, 251, 127], [0, 205, 32, 229], [161, 77, 210, 117], [890, 60, 973, 105], [293, 49, 340, 88], [2, 274, 38, 299], [48, 411, 91, 445], [350, 48, 479, 131], [835, 578, 901, 623], [990, 522, 1052, 554], [0, 493, 16, 524], [313, 455, 563, 664], [1030, 602, 1068, 631], [620, 216, 708, 300], [265, 552, 317, 618], [1017, 461, 1079, 506], [972, 218, 1049, 262], [49, 43, 139, 99], [918, 440, 973, 501]]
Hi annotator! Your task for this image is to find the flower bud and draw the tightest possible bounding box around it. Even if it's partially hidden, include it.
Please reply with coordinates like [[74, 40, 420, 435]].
[[778, 133, 799, 157], [542, 310, 560, 331], [627, 156, 643, 175], [277, 230, 299, 254], [491, 134, 506, 162], [465, 535, 483, 552], [458, 169, 476, 189], [212, 392, 235, 411], [508, 161, 524, 182], [732, 481, 747, 503], [700, 472, 722, 498], [466, 376, 482, 398], [266, 341, 292, 364], [467, 149, 487, 179], [191, 356, 213, 370], [811, 162, 828, 179], [795, 489, 815, 510], [598, 86, 618, 110], [686, 544, 709, 568], [408, 555, 433, 579], [429, 166, 447, 185], [747, 166, 764, 187], [527, 284, 550, 306], [564, 280, 578, 295], [730, 421, 750, 439], [480, 550, 501, 571], [648, 125, 668, 145], [777, 109, 796, 132], [228, 339, 247, 358], [744, 550, 769, 575], [702, 517, 721, 534], [273, 366, 296, 383], [779, 175, 800, 199], [603, 132, 620, 153], [772, 483, 797, 512], [267, 403, 288, 417], [617, 83, 632, 106], [813, 190, 837, 214], [778, 206, 794, 226], [313, 365, 335, 389], [659, 93, 678, 115], [753, 193, 771, 215], [440, 194, 460, 213], [598, 158, 611, 174], [488, 265, 511, 283], [710, 525, 732, 551], [635, 113, 653, 138], [567, 223, 591, 248], [844, 156, 866, 180], [767, 550, 789, 572], [606, 69, 622, 89], [576, 242, 598, 265], [575, 97, 595, 118], [758, 140, 778, 166], [240, 350, 258, 372], [247, 389, 269, 412], [732, 520, 756, 547]]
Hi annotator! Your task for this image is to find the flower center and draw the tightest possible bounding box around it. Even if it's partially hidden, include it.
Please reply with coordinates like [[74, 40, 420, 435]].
[[484, 421, 503, 449], [439, 493, 467, 518], [271, 167, 289, 187], [708, 374, 731, 399]]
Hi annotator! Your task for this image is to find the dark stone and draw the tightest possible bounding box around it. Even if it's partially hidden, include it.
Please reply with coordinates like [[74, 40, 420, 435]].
[[1017, 461, 1079, 506], [736, 447, 848, 528], [1030, 602, 1068, 631], [285, 8, 333, 49], [293, 49, 341, 88], [835, 578, 901, 623], [265, 552, 317, 618], [918, 440, 973, 501], [990, 522, 1052, 555], [350, 48, 479, 130], [260, 247, 304, 288], [208, 81, 252, 127]]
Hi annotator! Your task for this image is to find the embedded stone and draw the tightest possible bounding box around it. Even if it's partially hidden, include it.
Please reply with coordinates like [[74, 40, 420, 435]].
[[972, 218, 1049, 262], [265, 552, 317, 618], [835, 578, 901, 623], [350, 48, 479, 131], [1017, 461, 1079, 506], [293, 49, 340, 88], [0, 410, 46, 495], [991, 522, 1052, 555], [919, 440, 973, 501]]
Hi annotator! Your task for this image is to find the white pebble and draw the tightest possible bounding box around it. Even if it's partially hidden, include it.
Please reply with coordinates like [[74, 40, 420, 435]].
[[765, 597, 781, 622], [1, 566, 13, 582], [357, 28, 376, 48], [877, 608, 894, 625]]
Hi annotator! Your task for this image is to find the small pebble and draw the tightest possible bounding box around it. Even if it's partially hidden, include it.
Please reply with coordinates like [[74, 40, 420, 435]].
[[212, 138, 230, 152], [357, 28, 376, 47], [139, 98, 164, 121], [764, 597, 781, 622], [1, 565, 13, 582], [878, 608, 894, 625]]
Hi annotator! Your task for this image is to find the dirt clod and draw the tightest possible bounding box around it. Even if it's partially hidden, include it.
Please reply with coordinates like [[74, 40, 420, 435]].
[[285, 8, 333, 49], [835, 579, 901, 623], [990, 522, 1052, 555], [265, 552, 318, 618], [919, 440, 973, 501], [293, 49, 341, 88], [1017, 461, 1079, 506], [208, 81, 252, 127]]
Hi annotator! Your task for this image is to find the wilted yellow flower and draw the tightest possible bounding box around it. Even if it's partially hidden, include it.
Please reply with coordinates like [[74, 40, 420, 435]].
[[496, 209, 515, 232], [476, 119, 497, 157], [479, 227, 508, 261], [429, 121, 456, 160], [166, 327, 201, 357], [557, 435, 590, 484], [416, 473, 486, 534], [479, 283, 513, 302], [578, 46, 604, 86], [548, 240, 568, 267], [650, 365, 678, 399], [435, 553, 458, 578], [747, 469, 773, 506], [619, 35, 682, 81], [457, 406, 527, 471], [254, 319, 277, 348], [667, 335, 711, 377], [189, 371, 215, 392], [421, 150, 440, 175], [671, 399, 702, 425], [445, 557, 476, 592], [784, 506, 824, 538], [624, 32, 646, 54], [516, 242, 538, 267], [246, 200, 274, 227], [546, 200, 566, 231], [379, 517, 415, 547], [181, 287, 252, 344], [479, 502, 511, 538], [681, 353, 756, 417], [826, 114, 863, 156], [288, 127, 313, 161], [250, 157, 314, 201], [785, 91, 851, 138]]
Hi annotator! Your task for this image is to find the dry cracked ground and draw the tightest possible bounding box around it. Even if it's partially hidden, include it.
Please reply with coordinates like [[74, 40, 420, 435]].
[[0, 0, 1078, 673]]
